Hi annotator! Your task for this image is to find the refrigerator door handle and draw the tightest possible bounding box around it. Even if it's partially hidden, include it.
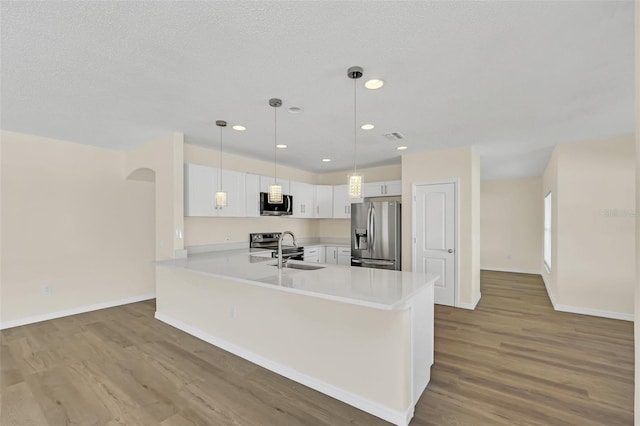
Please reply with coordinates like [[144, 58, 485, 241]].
[[370, 204, 376, 253], [367, 204, 373, 251]]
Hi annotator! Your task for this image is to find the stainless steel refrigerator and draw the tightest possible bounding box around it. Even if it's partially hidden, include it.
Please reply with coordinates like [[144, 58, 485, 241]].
[[351, 201, 401, 270]]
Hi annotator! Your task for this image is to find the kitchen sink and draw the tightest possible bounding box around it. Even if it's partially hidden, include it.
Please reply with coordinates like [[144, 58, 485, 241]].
[[270, 263, 326, 271]]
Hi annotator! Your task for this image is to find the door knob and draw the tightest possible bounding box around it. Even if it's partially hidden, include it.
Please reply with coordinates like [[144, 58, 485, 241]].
[[447, 249, 454, 253]]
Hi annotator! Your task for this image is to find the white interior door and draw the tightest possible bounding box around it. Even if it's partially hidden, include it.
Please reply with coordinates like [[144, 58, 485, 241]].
[[414, 182, 456, 306]]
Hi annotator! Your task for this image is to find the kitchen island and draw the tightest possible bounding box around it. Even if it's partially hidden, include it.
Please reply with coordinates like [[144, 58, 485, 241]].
[[155, 250, 436, 426]]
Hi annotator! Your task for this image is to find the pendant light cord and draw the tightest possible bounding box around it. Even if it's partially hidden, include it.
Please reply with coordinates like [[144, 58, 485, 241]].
[[274, 105, 277, 183], [219, 125, 223, 191], [353, 76, 357, 173]]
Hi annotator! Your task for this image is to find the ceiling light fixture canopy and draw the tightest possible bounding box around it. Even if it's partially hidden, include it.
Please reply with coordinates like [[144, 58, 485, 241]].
[[269, 98, 283, 204], [215, 120, 228, 207], [347, 66, 364, 199]]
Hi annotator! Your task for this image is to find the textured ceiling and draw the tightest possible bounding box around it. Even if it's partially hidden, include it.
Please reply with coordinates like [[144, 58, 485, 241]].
[[1, 1, 634, 178]]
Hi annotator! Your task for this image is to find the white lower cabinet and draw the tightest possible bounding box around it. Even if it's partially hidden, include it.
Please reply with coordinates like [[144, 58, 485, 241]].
[[338, 247, 351, 265], [303, 246, 320, 263], [326, 246, 338, 264], [324, 246, 350, 265]]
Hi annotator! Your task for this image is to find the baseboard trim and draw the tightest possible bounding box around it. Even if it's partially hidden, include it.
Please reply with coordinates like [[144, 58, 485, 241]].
[[481, 267, 541, 275], [457, 293, 481, 310], [155, 311, 413, 426], [540, 275, 632, 321], [0, 293, 156, 330], [540, 273, 557, 307], [553, 304, 634, 322]]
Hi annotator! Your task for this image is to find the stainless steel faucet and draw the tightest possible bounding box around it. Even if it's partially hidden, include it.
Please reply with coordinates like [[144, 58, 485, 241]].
[[277, 231, 298, 269]]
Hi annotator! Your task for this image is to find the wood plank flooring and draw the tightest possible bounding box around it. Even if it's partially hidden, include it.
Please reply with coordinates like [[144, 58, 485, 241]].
[[0, 270, 634, 425]]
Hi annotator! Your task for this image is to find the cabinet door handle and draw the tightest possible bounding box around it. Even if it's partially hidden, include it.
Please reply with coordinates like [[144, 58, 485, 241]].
[[384, 184, 387, 194]]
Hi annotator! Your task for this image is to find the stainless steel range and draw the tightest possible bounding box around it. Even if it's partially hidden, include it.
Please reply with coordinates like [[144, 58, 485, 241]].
[[249, 232, 304, 260]]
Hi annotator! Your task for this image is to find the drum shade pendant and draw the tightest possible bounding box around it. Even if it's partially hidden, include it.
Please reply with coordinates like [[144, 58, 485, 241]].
[[268, 98, 284, 204], [215, 120, 228, 207], [347, 66, 363, 198]]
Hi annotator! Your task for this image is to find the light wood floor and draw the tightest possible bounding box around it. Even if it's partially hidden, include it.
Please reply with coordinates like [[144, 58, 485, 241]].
[[0, 270, 633, 425]]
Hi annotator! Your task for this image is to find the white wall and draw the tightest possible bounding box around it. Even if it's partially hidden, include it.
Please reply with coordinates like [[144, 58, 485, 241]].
[[541, 149, 559, 300], [543, 135, 636, 320], [316, 164, 401, 185], [401, 146, 481, 308], [125, 132, 184, 260], [0, 131, 156, 326], [634, 2, 639, 420], [481, 177, 543, 273]]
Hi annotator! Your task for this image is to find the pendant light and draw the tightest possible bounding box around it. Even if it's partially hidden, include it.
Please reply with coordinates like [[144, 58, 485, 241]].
[[215, 120, 228, 207], [347, 66, 363, 198], [268, 98, 283, 204]]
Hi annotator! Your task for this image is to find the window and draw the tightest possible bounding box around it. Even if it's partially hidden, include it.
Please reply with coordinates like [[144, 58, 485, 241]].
[[544, 192, 552, 271]]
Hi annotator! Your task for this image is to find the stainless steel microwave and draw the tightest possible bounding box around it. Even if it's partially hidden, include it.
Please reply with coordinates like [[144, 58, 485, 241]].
[[259, 192, 293, 216]]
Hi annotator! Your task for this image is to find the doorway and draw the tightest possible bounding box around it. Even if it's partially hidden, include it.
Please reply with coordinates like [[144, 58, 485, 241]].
[[412, 181, 457, 306]]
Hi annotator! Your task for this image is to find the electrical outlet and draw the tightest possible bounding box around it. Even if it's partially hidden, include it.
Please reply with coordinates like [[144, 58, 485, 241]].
[[42, 284, 52, 295], [224, 235, 231, 242]]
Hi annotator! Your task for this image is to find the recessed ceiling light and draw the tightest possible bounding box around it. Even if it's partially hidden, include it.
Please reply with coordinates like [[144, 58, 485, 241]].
[[365, 79, 384, 90], [288, 106, 303, 114], [276, 144, 287, 149], [397, 146, 408, 150], [322, 158, 331, 162], [232, 125, 246, 131], [360, 124, 375, 130]]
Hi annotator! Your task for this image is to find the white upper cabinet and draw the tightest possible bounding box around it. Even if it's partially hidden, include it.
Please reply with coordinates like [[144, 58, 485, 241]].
[[185, 164, 246, 217], [259, 175, 290, 195], [186, 163, 400, 220], [185, 163, 217, 217], [314, 185, 334, 218], [291, 181, 315, 218], [333, 184, 361, 218], [363, 180, 402, 197], [245, 173, 260, 217], [216, 169, 246, 217]]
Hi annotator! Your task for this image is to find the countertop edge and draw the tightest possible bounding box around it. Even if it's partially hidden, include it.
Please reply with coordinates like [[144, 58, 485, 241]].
[[156, 260, 436, 311]]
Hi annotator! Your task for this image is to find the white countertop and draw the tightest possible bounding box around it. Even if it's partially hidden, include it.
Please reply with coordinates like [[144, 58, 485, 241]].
[[156, 250, 437, 310]]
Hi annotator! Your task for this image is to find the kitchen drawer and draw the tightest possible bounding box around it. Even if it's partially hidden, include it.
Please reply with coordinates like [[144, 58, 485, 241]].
[[338, 247, 351, 256]]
